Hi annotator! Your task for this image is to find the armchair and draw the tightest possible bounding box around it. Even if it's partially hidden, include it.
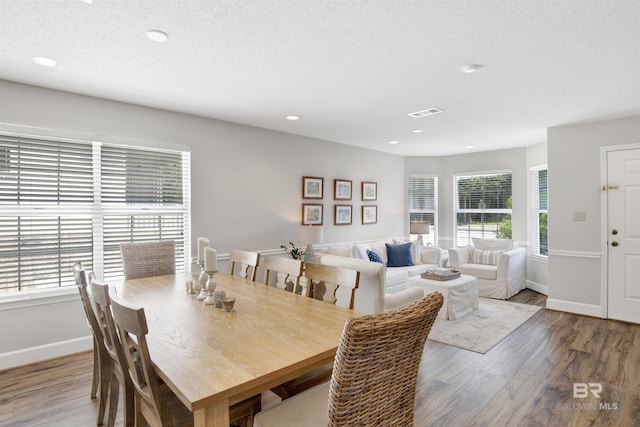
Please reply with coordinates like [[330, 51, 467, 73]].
[[448, 239, 526, 299]]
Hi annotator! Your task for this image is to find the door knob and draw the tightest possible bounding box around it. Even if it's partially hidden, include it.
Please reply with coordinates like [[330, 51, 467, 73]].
[[611, 241, 619, 247], [611, 229, 618, 235]]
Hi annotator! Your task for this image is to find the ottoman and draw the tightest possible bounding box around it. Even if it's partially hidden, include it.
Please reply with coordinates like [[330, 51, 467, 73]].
[[407, 274, 478, 320]]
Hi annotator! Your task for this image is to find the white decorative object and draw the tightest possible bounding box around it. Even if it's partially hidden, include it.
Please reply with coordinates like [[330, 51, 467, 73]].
[[203, 271, 218, 305], [204, 247, 218, 272], [197, 237, 210, 261], [299, 225, 323, 264]]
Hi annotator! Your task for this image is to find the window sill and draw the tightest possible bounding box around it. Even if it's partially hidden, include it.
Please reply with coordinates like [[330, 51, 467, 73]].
[[0, 287, 79, 311], [528, 254, 549, 263]]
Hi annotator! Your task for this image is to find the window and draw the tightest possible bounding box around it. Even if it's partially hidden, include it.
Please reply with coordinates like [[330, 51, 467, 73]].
[[408, 175, 437, 245], [454, 171, 512, 246], [0, 134, 190, 292], [530, 166, 548, 256]]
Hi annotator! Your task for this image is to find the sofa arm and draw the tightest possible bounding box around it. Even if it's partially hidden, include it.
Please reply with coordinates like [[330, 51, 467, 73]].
[[384, 287, 424, 312], [448, 246, 471, 269], [496, 247, 526, 280]]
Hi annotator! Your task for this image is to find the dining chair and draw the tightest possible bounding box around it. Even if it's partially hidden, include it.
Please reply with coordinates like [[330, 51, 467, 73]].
[[109, 293, 262, 427], [270, 263, 360, 401], [304, 262, 360, 309], [73, 261, 109, 426], [89, 280, 134, 427], [254, 292, 444, 426], [119, 240, 176, 280], [261, 256, 304, 293], [229, 249, 260, 281]]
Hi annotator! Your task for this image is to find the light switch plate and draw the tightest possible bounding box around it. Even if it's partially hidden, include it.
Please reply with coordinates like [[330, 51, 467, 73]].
[[573, 211, 587, 221]]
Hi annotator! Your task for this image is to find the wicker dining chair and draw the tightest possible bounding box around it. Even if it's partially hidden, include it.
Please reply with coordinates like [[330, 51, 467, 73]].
[[73, 261, 109, 426], [119, 240, 176, 280], [89, 280, 134, 427], [229, 249, 260, 281], [262, 256, 304, 293], [255, 292, 444, 426], [270, 263, 360, 401], [109, 293, 262, 427]]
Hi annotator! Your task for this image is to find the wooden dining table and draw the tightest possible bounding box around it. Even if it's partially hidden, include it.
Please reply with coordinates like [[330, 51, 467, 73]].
[[114, 271, 361, 427]]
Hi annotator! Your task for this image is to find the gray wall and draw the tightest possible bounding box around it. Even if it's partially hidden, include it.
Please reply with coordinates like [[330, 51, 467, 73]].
[[0, 80, 405, 368], [546, 115, 640, 315]]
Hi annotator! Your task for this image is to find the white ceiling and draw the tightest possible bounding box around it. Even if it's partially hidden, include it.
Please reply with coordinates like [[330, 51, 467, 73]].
[[1, 1, 639, 156]]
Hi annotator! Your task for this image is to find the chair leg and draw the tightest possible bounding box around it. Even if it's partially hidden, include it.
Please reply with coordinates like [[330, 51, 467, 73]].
[[123, 378, 135, 427], [107, 374, 119, 427], [96, 353, 110, 425], [91, 339, 99, 399]]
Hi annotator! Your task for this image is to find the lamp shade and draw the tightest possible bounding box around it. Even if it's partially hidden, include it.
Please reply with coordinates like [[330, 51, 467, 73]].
[[298, 225, 324, 244], [410, 221, 430, 235]]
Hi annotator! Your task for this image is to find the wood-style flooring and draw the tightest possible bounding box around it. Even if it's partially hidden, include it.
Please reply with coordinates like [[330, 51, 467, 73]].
[[0, 290, 638, 426]]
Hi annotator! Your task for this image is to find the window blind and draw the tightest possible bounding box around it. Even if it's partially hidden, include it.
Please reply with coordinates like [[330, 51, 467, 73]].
[[455, 172, 512, 246], [530, 167, 548, 256], [408, 175, 437, 245], [0, 134, 190, 293]]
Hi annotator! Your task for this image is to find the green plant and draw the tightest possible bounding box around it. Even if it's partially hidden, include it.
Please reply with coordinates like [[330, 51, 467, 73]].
[[280, 242, 305, 260]]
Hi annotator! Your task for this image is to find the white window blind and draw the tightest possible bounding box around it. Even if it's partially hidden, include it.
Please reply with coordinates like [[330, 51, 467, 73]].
[[455, 172, 512, 246], [408, 175, 437, 245], [530, 166, 548, 256], [0, 134, 190, 292]]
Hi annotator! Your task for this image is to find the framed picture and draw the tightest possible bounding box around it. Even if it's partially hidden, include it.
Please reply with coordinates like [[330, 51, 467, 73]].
[[302, 203, 323, 225], [361, 181, 377, 201], [303, 176, 324, 199], [362, 205, 377, 224], [334, 204, 352, 225], [334, 179, 352, 200]]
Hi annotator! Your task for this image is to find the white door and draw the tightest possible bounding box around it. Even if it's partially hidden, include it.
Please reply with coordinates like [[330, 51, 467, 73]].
[[607, 148, 640, 323]]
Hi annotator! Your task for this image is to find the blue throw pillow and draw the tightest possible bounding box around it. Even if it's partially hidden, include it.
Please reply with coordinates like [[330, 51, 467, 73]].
[[367, 249, 384, 264], [386, 242, 414, 267]]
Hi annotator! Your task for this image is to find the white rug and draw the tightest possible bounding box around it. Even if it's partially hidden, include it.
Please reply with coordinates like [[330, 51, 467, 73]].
[[427, 298, 542, 354]]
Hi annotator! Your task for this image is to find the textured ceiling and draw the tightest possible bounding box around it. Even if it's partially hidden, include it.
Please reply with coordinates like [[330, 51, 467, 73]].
[[0, 0, 639, 156]]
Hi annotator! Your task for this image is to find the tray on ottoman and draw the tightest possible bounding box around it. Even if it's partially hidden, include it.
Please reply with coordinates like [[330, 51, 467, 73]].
[[421, 268, 461, 281]]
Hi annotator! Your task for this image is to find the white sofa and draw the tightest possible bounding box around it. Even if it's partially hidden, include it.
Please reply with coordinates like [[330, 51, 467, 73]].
[[318, 254, 424, 315], [448, 238, 526, 299], [316, 238, 443, 294]]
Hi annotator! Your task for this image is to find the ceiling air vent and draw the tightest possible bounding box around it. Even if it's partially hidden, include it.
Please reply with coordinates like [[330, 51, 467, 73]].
[[408, 107, 444, 118]]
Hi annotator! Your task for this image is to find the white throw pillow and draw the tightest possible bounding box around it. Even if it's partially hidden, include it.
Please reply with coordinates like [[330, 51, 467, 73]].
[[471, 248, 504, 265], [370, 240, 390, 264], [472, 238, 513, 251], [352, 243, 371, 261], [327, 243, 354, 257]]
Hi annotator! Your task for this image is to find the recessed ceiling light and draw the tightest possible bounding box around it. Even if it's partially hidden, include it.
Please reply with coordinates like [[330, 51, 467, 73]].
[[462, 64, 483, 74], [146, 29, 169, 42], [388, 140, 399, 145], [412, 129, 422, 133], [33, 56, 58, 67], [465, 145, 475, 149], [285, 115, 300, 121], [79, 0, 93, 4]]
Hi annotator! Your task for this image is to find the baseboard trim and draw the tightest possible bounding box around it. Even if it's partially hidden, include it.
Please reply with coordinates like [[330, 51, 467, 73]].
[[526, 280, 548, 295], [546, 298, 602, 318], [0, 335, 93, 371]]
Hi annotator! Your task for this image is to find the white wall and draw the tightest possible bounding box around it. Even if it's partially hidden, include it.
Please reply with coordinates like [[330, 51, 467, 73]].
[[0, 80, 406, 368], [405, 147, 528, 250], [546, 115, 640, 316]]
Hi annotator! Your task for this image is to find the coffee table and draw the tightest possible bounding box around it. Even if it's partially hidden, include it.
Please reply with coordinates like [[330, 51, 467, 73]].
[[407, 274, 478, 320]]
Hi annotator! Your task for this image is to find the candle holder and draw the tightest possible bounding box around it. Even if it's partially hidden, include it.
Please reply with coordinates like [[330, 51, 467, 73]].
[[203, 271, 218, 305], [196, 261, 208, 300]]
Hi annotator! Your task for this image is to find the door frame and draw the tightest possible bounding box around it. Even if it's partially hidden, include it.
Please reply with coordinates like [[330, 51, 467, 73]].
[[600, 143, 640, 319]]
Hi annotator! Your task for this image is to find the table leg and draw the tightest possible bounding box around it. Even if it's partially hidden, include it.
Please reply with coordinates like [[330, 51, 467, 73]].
[[194, 399, 229, 427]]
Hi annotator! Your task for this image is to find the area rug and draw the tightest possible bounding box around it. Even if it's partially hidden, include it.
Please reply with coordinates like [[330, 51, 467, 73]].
[[427, 298, 542, 354]]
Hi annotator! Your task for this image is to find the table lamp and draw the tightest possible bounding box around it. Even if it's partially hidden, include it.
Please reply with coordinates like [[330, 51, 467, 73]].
[[298, 225, 323, 264], [410, 221, 430, 246]]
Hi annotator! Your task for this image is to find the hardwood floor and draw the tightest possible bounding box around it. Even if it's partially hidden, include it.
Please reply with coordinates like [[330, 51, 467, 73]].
[[1, 290, 638, 426]]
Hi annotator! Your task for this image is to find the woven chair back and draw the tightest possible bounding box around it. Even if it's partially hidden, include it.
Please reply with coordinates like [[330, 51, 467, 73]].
[[119, 240, 176, 280], [327, 291, 444, 426]]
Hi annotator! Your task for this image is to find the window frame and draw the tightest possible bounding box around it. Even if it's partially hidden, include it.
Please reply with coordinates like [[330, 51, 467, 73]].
[[453, 170, 513, 246], [530, 165, 548, 257], [0, 133, 191, 294], [408, 174, 438, 246]]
